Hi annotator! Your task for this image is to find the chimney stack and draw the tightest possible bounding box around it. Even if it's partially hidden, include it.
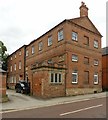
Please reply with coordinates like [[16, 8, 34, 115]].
[[79, 2, 89, 17]]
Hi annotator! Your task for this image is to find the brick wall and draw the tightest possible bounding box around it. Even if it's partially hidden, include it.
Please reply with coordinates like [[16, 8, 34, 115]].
[[7, 46, 26, 88], [32, 65, 66, 98], [0, 71, 7, 102], [102, 55, 108, 90]]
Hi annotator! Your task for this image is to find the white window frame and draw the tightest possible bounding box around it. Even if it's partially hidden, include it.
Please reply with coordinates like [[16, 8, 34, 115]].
[[58, 29, 64, 41], [50, 73, 62, 83], [72, 72, 78, 84], [48, 36, 52, 46], [94, 74, 98, 84], [19, 61, 21, 70], [72, 32, 78, 41], [39, 42, 43, 51], [32, 46, 35, 54], [72, 54, 78, 62], [94, 40, 98, 48], [94, 60, 99, 66]]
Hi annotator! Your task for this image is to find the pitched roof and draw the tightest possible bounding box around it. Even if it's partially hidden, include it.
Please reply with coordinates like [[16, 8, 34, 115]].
[[102, 47, 108, 55], [68, 16, 102, 37]]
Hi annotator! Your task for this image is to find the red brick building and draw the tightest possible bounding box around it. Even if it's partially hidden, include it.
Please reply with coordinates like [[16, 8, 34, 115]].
[[7, 45, 26, 89], [102, 47, 108, 91], [7, 2, 102, 98]]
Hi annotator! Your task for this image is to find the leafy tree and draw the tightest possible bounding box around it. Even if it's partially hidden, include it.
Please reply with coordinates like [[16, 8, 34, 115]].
[[0, 41, 8, 71]]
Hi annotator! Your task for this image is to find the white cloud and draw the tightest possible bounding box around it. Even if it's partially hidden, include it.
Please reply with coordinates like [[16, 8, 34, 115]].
[[0, 0, 107, 54]]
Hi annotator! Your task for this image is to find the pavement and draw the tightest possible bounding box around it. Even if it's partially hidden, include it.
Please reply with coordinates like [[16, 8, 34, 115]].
[[0, 90, 107, 112]]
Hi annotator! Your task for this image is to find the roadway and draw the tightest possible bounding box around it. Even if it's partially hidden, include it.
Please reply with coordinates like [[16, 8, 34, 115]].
[[2, 96, 107, 118]]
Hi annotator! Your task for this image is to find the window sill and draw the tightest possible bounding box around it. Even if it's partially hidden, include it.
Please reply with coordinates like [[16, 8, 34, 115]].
[[72, 82, 78, 84], [72, 39, 78, 42], [50, 83, 62, 85]]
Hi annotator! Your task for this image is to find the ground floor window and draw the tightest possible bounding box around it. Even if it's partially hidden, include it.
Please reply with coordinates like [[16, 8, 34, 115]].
[[50, 73, 62, 83], [72, 71, 78, 84], [94, 73, 98, 84]]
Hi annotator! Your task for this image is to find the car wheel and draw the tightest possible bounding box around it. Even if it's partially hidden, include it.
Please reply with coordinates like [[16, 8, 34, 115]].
[[16, 88, 21, 93], [16, 88, 18, 93], [21, 90, 24, 94]]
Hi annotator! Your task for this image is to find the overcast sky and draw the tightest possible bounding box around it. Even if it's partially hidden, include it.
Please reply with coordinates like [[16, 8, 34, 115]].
[[0, 0, 107, 54]]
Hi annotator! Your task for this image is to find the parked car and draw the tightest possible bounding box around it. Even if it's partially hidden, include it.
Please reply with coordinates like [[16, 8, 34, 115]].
[[15, 80, 30, 94]]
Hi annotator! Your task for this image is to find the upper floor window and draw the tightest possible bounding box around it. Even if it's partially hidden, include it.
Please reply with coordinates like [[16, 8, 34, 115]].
[[26, 50, 29, 57], [38, 41, 43, 51], [10, 65, 12, 72], [94, 40, 98, 48], [19, 61, 21, 70], [72, 70, 78, 84], [11, 57, 12, 60], [14, 63, 16, 71], [72, 54, 78, 62], [94, 73, 98, 84], [58, 29, 64, 41], [14, 76, 17, 83], [72, 32, 78, 41], [48, 35, 52, 46], [94, 59, 99, 66], [84, 36, 89, 46], [84, 57, 89, 64], [19, 51, 21, 56], [15, 54, 16, 59], [32, 46, 35, 54]]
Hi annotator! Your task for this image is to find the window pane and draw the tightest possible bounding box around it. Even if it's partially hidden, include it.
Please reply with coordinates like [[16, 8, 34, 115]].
[[48, 36, 52, 46], [39, 42, 43, 51], [51, 73, 53, 83], [32, 46, 35, 54], [94, 40, 98, 48], [55, 73, 58, 82], [19, 61, 21, 69], [59, 74, 61, 82], [72, 54, 78, 62], [19, 51, 21, 55], [94, 74, 98, 84], [72, 72, 78, 83], [26, 50, 29, 57], [94, 60, 98, 66], [58, 30, 64, 41], [72, 32, 78, 41]]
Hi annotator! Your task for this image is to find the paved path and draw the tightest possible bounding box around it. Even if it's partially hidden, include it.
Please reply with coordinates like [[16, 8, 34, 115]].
[[1, 90, 107, 112]]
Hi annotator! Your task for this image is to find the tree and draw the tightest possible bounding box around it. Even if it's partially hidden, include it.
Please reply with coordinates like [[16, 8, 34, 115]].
[[0, 41, 8, 71]]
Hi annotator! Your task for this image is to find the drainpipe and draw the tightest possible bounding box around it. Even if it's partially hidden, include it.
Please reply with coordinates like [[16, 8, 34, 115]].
[[24, 45, 26, 80]]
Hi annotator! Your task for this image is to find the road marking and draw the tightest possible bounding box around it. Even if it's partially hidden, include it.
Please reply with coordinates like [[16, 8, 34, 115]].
[[60, 104, 103, 116], [62, 98, 90, 104]]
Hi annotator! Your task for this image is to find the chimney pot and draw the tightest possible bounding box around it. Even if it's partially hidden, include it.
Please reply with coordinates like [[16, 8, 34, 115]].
[[80, 2, 89, 17]]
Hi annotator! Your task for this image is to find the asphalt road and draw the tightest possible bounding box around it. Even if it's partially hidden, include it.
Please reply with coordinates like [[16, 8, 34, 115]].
[[2, 96, 107, 118]]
